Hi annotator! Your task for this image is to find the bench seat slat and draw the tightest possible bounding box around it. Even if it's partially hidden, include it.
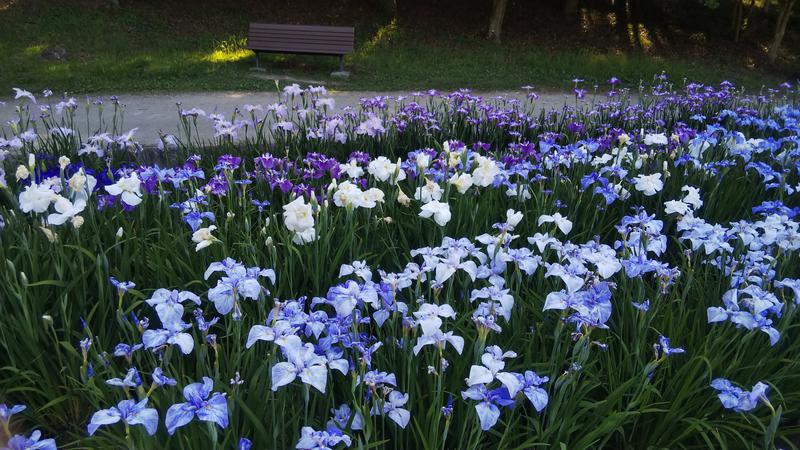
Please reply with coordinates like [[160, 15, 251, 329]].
[[247, 42, 353, 52], [247, 44, 353, 54], [248, 42, 353, 50], [249, 27, 353, 35], [248, 33, 353, 43], [248, 34, 354, 44], [250, 30, 353, 41], [249, 23, 354, 33]]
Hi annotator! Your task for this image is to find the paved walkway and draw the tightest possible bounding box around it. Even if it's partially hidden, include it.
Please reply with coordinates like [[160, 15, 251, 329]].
[[0, 90, 586, 143]]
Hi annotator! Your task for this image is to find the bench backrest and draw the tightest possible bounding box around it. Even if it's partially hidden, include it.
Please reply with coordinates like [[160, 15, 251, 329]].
[[247, 23, 355, 56]]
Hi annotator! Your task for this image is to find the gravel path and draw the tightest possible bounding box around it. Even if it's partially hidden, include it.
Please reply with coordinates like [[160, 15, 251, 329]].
[[0, 90, 587, 143]]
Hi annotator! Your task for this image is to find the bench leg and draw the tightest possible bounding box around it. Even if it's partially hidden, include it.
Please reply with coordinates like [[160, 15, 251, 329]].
[[255, 52, 261, 69], [338, 55, 344, 72]]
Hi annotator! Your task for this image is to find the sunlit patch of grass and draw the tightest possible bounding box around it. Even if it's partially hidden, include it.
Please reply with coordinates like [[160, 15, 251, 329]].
[[357, 18, 397, 56], [23, 44, 45, 56], [45, 63, 69, 74], [204, 35, 253, 64], [205, 48, 254, 63]]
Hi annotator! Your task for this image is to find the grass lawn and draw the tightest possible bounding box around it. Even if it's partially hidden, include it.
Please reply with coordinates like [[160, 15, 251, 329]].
[[0, 1, 792, 94]]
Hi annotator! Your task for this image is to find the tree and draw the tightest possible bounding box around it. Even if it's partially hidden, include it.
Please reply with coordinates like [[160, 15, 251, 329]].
[[563, 0, 579, 22], [767, 0, 796, 62], [486, 0, 509, 43], [375, 0, 397, 16]]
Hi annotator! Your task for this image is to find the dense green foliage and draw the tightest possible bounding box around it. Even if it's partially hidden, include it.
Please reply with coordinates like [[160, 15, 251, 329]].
[[0, 82, 799, 449]]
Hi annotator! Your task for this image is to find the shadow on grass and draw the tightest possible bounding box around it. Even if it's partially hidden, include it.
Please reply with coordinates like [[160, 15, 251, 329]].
[[0, 2, 785, 94]]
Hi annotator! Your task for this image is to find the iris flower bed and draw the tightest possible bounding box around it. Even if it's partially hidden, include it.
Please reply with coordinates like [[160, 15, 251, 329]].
[[0, 79, 799, 449]]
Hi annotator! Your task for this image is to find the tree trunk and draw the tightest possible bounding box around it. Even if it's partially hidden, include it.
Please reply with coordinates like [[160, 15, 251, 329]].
[[564, 0, 580, 22], [732, 0, 743, 42], [768, 0, 796, 62], [740, 0, 758, 40], [375, 0, 397, 16], [486, 0, 509, 43]]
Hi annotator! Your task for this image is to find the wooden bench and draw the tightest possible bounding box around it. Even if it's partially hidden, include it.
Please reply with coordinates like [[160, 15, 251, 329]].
[[246, 23, 355, 72]]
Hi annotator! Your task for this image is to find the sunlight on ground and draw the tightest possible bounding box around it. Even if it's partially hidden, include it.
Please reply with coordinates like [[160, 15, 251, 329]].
[[24, 44, 44, 56], [626, 23, 654, 51], [357, 19, 397, 56], [45, 64, 67, 74], [0, 0, 17, 11], [204, 35, 254, 64], [579, 8, 652, 51], [637, 24, 653, 51], [205, 48, 254, 63], [580, 9, 590, 33]]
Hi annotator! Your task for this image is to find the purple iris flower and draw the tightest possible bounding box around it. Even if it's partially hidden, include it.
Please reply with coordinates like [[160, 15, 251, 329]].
[[214, 154, 242, 171], [251, 199, 271, 213]]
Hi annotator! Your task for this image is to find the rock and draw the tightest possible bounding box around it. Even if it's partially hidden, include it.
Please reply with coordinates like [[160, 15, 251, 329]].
[[41, 45, 67, 61], [330, 71, 351, 79]]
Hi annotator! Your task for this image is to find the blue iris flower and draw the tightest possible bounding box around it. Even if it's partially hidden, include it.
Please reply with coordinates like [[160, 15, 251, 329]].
[[108, 277, 135, 295], [271, 335, 329, 393], [152, 367, 177, 388], [205, 260, 275, 320], [370, 390, 410, 429], [5, 430, 57, 450], [461, 385, 515, 431], [145, 288, 201, 330], [113, 343, 143, 362], [544, 282, 613, 330], [183, 211, 215, 232], [631, 299, 650, 312], [105, 367, 142, 389], [142, 320, 195, 355], [0, 403, 26, 424], [518, 370, 549, 412], [165, 377, 228, 435], [710, 378, 771, 412], [296, 425, 352, 449], [655, 335, 685, 358], [87, 398, 158, 436]]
